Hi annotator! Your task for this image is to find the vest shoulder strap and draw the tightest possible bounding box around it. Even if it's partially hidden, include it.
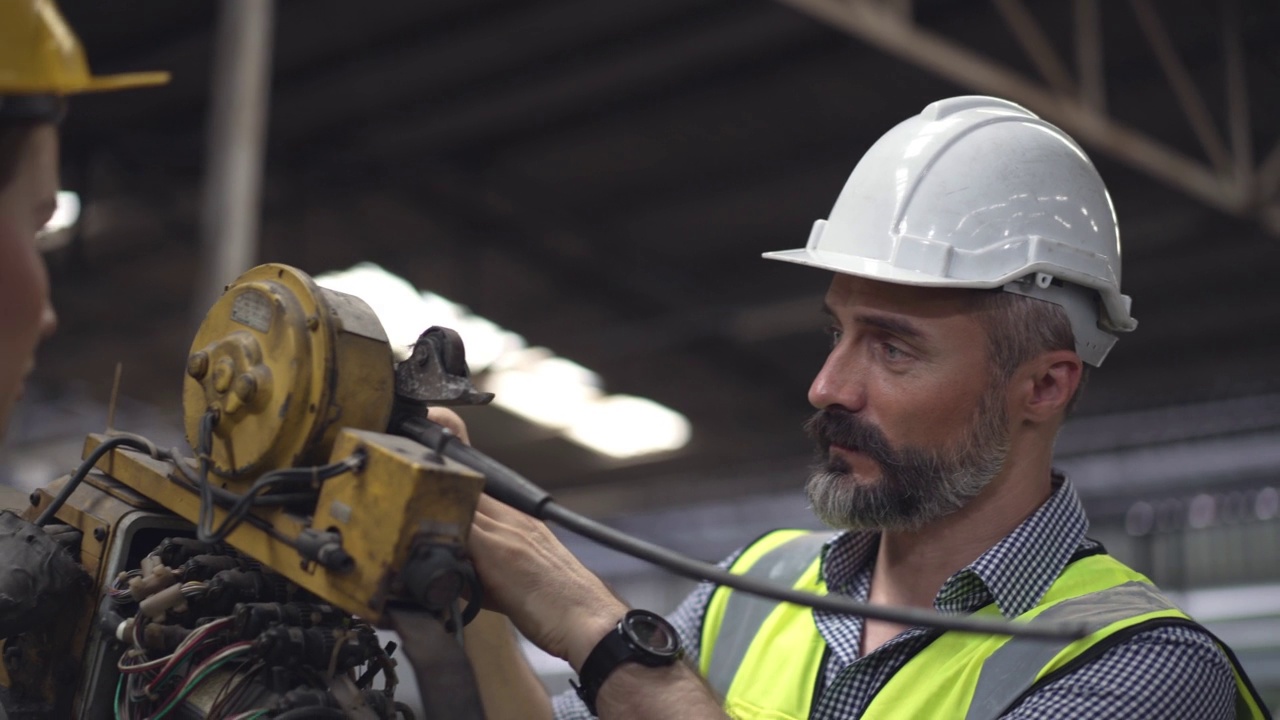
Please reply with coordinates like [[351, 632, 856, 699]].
[[701, 530, 834, 697], [962, 575, 1184, 720]]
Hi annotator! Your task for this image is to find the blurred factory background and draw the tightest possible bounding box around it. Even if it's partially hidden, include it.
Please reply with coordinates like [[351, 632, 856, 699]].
[[2, 0, 1279, 709]]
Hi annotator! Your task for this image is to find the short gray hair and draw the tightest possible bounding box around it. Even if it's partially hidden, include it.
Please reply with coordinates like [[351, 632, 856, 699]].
[[972, 290, 1089, 414]]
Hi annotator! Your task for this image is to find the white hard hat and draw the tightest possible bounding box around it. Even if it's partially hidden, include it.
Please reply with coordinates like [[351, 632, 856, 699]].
[[764, 96, 1135, 366]]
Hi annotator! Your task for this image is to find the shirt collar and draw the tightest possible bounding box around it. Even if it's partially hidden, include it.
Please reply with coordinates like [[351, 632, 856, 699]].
[[819, 474, 1090, 618]]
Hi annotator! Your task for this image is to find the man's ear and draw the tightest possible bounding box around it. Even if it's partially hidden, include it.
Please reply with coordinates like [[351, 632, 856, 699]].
[[1020, 350, 1083, 423]]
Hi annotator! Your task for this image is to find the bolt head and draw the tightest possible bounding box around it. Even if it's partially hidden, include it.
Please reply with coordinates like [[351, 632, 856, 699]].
[[93, 527, 108, 542], [28, 491, 40, 506], [232, 373, 258, 403], [186, 352, 210, 380]]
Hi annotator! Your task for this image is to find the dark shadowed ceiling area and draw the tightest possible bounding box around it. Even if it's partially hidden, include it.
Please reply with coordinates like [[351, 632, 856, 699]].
[[21, 0, 1280, 514]]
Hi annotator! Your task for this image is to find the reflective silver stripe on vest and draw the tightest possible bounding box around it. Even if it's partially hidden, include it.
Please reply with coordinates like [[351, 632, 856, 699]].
[[964, 581, 1178, 720], [707, 532, 835, 697]]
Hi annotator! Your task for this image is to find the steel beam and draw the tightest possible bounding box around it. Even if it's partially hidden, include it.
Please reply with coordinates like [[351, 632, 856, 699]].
[[1073, 0, 1105, 112], [1129, 0, 1232, 176], [1222, 0, 1252, 187], [773, 0, 1259, 223], [992, 0, 1075, 95], [348, 5, 818, 160]]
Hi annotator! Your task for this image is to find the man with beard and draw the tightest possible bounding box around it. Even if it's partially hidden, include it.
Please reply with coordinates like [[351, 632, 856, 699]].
[[450, 97, 1269, 719]]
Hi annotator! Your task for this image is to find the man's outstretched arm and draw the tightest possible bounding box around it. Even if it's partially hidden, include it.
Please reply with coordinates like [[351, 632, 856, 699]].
[[468, 493, 730, 720], [428, 408, 728, 720]]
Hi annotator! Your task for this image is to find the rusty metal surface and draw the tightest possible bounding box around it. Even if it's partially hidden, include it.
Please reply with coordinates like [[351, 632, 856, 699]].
[[394, 326, 494, 407], [76, 429, 481, 625]]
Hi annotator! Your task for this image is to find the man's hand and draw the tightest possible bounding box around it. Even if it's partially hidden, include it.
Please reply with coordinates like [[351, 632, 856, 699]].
[[470, 493, 627, 670], [430, 407, 624, 666], [435, 405, 730, 720], [427, 406, 622, 666]]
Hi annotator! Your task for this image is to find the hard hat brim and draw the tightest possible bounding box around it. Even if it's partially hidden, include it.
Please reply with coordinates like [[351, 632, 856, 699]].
[[763, 245, 1137, 334], [73, 70, 171, 94], [762, 247, 997, 290]]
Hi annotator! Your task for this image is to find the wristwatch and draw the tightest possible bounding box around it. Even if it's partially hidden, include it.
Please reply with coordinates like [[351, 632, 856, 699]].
[[571, 609, 684, 716]]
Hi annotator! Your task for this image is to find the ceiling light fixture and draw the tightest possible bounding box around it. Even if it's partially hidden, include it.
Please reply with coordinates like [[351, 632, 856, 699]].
[[316, 263, 691, 460], [36, 190, 81, 251]]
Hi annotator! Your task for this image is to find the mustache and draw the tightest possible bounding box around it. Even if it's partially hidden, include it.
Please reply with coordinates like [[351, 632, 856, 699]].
[[803, 408, 898, 468]]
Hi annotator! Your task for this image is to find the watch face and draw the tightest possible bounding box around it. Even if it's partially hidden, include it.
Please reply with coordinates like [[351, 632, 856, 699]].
[[622, 611, 681, 657]]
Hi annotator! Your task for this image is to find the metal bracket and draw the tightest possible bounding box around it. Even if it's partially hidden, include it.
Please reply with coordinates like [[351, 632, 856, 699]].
[[394, 326, 495, 407]]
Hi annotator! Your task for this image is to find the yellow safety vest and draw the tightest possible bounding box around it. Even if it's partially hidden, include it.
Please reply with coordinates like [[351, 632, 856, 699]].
[[699, 529, 1270, 720]]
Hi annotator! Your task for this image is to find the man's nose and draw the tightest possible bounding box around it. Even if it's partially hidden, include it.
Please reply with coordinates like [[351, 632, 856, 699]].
[[808, 348, 866, 411]]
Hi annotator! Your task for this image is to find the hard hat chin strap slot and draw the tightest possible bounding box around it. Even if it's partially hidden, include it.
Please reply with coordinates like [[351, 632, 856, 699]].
[[1002, 277, 1117, 368], [0, 94, 66, 124]]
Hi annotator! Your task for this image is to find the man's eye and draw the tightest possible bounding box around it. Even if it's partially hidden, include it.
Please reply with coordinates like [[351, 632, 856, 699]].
[[881, 342, 908, 361], [824, 327, 844, 348]]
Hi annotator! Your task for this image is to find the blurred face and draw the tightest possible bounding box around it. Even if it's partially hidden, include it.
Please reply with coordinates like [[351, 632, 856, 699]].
[[804, 274, 1009, 531], [0, 125, 59, 437]]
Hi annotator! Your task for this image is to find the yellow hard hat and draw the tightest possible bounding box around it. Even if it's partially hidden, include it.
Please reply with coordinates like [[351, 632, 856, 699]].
[[0, 0, 168, 119]]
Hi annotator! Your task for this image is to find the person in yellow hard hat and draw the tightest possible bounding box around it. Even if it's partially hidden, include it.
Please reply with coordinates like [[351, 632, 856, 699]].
[[0, 0, 167, 439]]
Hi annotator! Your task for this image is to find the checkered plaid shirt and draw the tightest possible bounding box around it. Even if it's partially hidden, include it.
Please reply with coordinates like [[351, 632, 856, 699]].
[[552, 477, 1240, 719]]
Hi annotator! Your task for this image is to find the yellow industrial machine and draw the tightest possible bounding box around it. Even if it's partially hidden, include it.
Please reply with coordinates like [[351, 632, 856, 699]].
[[0, 264, 492, 719]]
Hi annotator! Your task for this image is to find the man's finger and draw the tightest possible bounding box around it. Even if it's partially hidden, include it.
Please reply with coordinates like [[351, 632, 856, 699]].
[[426, 406, 471, 445]]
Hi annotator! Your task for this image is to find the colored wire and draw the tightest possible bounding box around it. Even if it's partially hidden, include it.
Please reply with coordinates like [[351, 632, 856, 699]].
[[145, 617, 235, 693], [114, 674, 125, 720], [207, 660, 263, 719], [150, 643, 252, 719]]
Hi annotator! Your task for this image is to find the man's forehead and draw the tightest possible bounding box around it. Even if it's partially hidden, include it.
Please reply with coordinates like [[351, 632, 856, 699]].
[[822, 273, 977, 321]]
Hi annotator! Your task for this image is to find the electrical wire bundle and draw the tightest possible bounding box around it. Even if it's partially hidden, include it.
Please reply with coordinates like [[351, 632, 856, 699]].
[[188, 411, 366, 545], [107, 538, 412, 719], [38, 423, 364, 556], [115, 617, 252, 720]]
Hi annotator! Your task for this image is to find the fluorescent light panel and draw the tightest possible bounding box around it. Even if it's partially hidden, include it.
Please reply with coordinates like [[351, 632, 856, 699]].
[[316, 263, 690, 459]]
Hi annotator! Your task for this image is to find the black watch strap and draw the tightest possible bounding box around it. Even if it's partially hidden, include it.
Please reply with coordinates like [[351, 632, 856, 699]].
[[571, 609, 683, 716]]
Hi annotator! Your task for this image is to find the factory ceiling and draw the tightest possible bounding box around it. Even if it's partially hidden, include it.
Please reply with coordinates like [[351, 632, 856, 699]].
[[25, 0, 1280, 516]]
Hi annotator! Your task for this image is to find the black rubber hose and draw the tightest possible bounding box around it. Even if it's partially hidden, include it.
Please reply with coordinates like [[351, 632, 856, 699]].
[[397, 417, 551, 516], [35, 436, 151, 526], [397, 417, 1087, 641], [542, 502, 1086, 639]]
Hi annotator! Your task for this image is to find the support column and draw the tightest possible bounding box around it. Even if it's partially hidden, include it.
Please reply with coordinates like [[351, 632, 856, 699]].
[[194, 0, 276, 322]]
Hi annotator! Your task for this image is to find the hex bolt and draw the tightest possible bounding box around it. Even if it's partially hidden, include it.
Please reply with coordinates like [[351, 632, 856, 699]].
[[306, 314, 320, 331], [186, 352, 210, 380], [93, 527, 108, 542], [28, 491, 40, 507]]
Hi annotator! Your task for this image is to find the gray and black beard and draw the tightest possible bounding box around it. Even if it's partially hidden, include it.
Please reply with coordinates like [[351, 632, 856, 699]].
[[802, 388, 1010, 532]]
